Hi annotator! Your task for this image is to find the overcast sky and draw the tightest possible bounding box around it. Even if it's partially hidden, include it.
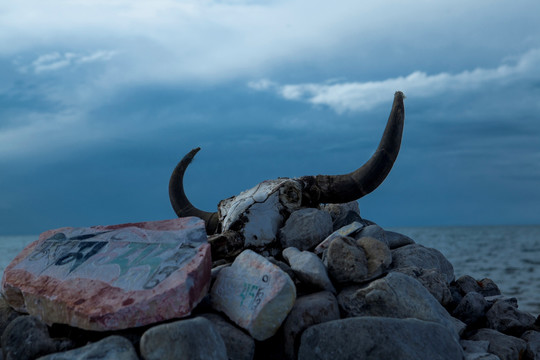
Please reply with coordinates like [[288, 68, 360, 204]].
[[1, 0, 540, 235]]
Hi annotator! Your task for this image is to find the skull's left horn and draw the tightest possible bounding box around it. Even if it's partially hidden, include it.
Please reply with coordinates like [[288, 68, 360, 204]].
[[169, 147, 220, 234], [299, 91, 405, 205]]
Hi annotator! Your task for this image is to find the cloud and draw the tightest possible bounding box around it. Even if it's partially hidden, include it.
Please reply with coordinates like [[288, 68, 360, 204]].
[[21, 50, 117, 74], [249, 49, 540, 113]]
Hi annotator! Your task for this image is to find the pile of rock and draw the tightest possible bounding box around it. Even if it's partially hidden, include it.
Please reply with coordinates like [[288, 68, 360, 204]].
[[1, 202, 539, 360]]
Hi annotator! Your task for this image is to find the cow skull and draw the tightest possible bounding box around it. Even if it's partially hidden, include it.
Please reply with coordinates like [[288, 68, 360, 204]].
[[169, 91, 405, 259]]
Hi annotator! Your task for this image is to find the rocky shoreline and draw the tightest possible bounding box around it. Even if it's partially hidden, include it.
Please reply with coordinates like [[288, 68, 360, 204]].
[[1, 202, 539, 360]]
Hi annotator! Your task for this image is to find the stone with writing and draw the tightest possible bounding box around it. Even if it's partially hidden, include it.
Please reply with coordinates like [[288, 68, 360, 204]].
[[1, 217, 211, 331], [210, 249, 296, 341]]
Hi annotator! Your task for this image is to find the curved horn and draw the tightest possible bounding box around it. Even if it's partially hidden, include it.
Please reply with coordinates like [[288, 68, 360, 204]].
[[169, 147, 220, 234], [300, 91, 405, 205]]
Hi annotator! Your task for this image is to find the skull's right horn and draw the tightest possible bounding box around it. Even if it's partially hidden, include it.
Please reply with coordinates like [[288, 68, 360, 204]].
[[299, 91, 405, 205]]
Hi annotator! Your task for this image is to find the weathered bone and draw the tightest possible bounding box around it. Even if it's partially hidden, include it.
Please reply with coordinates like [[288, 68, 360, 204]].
[[169, 91, 405, 258]]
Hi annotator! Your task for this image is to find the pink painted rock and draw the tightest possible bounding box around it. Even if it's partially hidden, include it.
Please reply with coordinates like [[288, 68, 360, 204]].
[[210, 250, 296, 341], [1, 217, 211, 331]]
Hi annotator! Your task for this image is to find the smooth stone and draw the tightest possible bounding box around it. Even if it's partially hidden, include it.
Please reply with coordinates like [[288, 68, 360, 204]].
[[356, 236, 392, 279], [314, 221, 364, 255], [278, 208, 333, 250], [1, 315, 59, 360], [456, 276, 501, 297], [337, 272, 459, 339], [282, 247, 335, 293], [354, 225, 386, 244], [200, 313, 255, 360], [452, 292, 490, 326], [522, 330, 540, 360], [0, 295, 20, 338], [469, 328, 526, 360], [484, 295, 518, 308], [210, 250, 296, 341], [392, 266, 453, 307], [319, 201, 361, 231], [1, 218, 211, 331], [323, 236, 368, 284], [298, 317, 464, 360], [460, 340, 500, 360], [36, 336, 138, 360], [140, 317, 227, 360], [391, 244, 455, 283], [266, 257, 296, 283], [384, 230, 416, 249], [486, 300, 536, 336], [282, 291, 340, 360], [477, 279, 501, 297]]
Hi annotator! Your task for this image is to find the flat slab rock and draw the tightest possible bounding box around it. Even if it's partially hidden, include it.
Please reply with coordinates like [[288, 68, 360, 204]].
[[1, 217, 211, 331]]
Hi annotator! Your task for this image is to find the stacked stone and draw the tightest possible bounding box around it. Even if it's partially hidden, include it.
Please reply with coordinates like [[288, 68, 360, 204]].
[[1, 204, 539, 360]]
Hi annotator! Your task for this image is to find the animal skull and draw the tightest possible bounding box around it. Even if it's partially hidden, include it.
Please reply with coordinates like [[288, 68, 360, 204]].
[[169, 91, 405, 259]]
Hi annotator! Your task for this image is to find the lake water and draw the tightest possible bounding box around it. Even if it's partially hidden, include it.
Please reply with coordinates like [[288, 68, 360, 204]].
[[1, 225, 539, 316]]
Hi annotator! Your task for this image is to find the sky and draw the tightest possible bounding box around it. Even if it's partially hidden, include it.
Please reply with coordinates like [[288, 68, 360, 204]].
[[1, 0, 540, 235]]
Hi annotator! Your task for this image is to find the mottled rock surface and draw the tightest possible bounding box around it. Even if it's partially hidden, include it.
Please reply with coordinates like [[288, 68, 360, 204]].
[[298, 317, 464, 360], [211, 250, 296, 340], [469, 328, 527, 360], [323, 236, 368, 283], [37, 335, 138, 360], [391, 244, 455, 283], [356, 236, 392, 279], [200, 313, 255, 360], [1, 218, 211, 331], [1, 315, 60, 360], [282, 291, 340, 360], [279, 208, 333, 250], [140, 317, 227, 360], [282, 247, 335, 293], [486, 300, 536, 336], [337, 272, 459, 338]]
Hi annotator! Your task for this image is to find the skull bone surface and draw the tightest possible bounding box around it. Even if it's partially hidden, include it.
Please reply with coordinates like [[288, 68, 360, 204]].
[[169, 92, 405, 259]]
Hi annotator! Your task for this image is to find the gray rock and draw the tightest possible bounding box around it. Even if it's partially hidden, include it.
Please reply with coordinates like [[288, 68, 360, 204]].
[[37, 336, 138, 360], [298, 317, 464, 360], [456, 275, 482, 294], [314, 222, 364, 255], [0, 296, 20, 338], [460, 340, 500, 360], [355, 225, 387, 243], [452, 292, 490, 326], [337, 272, 459, 338], [384, 230, 415, 249], [392, 266, 453, 307], [319, 201, 360, 226], [478, 279, 501, 297], [469, 328, 527, 360], [210, 250, 296, 341], [323, 236, 368, 284], [486, 300, 536, 336], [200, 313, 255, 360], [522, 330, 540, 360], [1, 315, 59, 360], [391, 244, 455, 283], [456, 276, 501, 297], [279, 208, 333, 250], [266, 257, 296, 283], [282, 247, 335, 293], [140, 317, 227, 360], [356, 236, 392, 280], [332, 210, 363, 230], [282, 291, 340, 360], [484, 295, 518, 308]]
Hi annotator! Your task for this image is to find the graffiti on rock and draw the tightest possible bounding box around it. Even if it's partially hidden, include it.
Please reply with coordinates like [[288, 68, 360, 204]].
[[16, 229, 201, 290]]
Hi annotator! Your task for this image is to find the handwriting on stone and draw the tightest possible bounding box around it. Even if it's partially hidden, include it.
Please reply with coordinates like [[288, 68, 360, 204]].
[[15, 228, 201, 290]]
